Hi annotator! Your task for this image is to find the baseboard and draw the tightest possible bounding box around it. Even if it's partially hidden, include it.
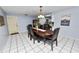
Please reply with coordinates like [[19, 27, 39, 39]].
[[10, 32, 19, 35]]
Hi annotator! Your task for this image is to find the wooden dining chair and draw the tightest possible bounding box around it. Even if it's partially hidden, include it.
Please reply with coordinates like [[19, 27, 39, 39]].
[[44, 24, 51, 30], [30, 28, 40, 44], [27, 24, 32, 38], [44, 28, 60, 51]]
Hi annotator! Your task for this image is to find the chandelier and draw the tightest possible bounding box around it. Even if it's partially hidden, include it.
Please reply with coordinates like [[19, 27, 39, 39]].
[[38, 6, 45, 19]]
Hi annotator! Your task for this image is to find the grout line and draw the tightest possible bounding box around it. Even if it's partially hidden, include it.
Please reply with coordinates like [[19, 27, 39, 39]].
[[12, 35, 18, 53], [16, 34, 19, 53], [36, 44, 45, 53], [2, 36, 10, 53], [47, 37, 65, 53], [5, 32, 79, 53], [18, 34, 27, 53], [58, 37, 64, 43], [22, 32, 65, 53], [59, 38, 69, 53], [20, 33, 36, 52], [70, 40, 75, 53], [21, 33, 44, 52], [9, 35, 12, 53]]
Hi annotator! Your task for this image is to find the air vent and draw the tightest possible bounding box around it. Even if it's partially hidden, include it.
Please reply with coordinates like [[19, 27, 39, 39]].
[[24, 14, 28, 16]]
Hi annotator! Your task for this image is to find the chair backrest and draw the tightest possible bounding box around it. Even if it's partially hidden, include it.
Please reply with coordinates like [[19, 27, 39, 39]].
[[30, 28, 36, 38], [44, 24, 49, 30], [52, 28, 60, 40], [44, 24, 51, 30], [27, 24, 32, 33], [27, 24, 35, 38], [39, 25, 43, 29]]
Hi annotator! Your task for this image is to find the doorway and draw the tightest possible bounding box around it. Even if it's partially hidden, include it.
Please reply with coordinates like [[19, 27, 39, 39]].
[[7, 16, 19, 35]]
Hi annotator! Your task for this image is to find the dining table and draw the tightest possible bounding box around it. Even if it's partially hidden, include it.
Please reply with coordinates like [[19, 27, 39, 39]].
[[32, 28, 54, 39]]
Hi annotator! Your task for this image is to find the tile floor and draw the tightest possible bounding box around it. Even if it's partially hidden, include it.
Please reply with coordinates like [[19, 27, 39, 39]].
[[1, 32, 79, 53]]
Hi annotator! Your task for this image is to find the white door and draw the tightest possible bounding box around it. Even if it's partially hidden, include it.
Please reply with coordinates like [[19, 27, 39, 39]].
[[7, 16, 18, 34]]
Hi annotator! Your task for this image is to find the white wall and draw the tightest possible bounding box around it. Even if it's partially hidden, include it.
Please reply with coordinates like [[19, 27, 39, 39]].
[[53, 7, 79, 40], [17, 15, 34, 33], [0, 8, 9, 51], [0, 13, 33, 51], [7, 14, 34, 33]]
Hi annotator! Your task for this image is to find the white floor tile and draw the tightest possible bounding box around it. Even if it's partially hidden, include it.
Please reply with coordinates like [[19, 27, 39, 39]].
[[2, 32, 79, 53], [33, 47, 41, 53], [25, 46, 32, 51], [2, 48, 10, 53], [51, 48, 60, 53], [61, 49, 70, 53], [28, 50, 35, 53], [71, 49, 79, 53], [10, 48, 17, 53]]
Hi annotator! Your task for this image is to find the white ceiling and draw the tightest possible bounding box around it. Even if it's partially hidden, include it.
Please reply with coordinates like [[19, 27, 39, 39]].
[[1, 6, 75, 16]]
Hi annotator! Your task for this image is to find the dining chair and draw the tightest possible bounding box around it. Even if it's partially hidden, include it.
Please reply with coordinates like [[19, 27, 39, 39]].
[[27, 24, 32, 38], [30, 28, 40, 44], [44, 24, 51, 30], [44, 28, 60, 51], [39, 25, 43, 29]]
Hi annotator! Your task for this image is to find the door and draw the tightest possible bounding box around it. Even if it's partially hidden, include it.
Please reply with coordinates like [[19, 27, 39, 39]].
[[7, 16, 18, 35]]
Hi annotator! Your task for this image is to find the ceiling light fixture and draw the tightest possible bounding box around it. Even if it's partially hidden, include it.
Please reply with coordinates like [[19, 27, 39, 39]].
[[38, 6, 45, 19]]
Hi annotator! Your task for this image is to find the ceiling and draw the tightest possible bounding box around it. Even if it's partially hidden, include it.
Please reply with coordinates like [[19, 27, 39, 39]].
[[1, 6, 75, 16]]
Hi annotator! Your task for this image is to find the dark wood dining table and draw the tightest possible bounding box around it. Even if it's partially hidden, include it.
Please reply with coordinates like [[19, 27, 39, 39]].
[[32, 28, 54, 38]]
